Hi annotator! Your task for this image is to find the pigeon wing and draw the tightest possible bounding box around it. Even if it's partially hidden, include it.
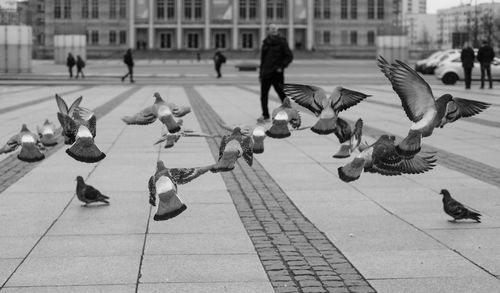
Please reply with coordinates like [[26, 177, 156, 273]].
[[397, 153, 437, 174], [335, 87, 371, 112], [83, 184, 102, 200], [377, 56, 436, 122], [167, 166, 212, 185], [74, 107, 97, 137], [240, 135, 254, 166], [446, 199, 468, 219], [68, 96, 83, 117], [218, 134, 231, 161], [282, 83, 325, 116], [449, 97, 490, 118], [57, 112, 78, 138], [122, 106, 157, 125], [0, 133, 21, 154], [55, 94, 69, 115]]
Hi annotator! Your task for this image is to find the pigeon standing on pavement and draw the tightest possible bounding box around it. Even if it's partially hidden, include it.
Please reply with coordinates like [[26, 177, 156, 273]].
[[333, 118, 363, 158], [75, 176, 110, 206], [55, 94, 83, 144], [265, 97, 301, 138], [377, 56, 490, 158], [148, 160, 214, 221], [0, 124, 45, 162], [122, 92, 190, 133], [283, 83, 370, 135], [212, 127, 253, 172], [37, 119, 60, 146], [440, 189, 481, 223]]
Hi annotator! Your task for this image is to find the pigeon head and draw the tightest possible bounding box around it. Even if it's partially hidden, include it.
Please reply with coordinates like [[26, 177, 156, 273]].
[[282, 97, 292, 108], [156, 160, 166, 171], [153, 92, 164, 102], [440, 189, 451, 197], [20, 124, 29, 132], [232, 127, 242, 135], [44, 119, 50, 125], [76, 176, 84, 182]]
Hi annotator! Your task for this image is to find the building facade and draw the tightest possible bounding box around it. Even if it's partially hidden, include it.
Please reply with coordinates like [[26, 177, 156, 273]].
[[32, 0, 397, 58]]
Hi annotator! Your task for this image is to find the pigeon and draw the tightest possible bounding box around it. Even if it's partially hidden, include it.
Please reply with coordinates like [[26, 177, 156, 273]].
[[265, 97, 301, 138], [377, 56, 490, 158], [75, 176, 110, 206], [55, 94, 83, 144], [148, 160, 214, 221], [153, 119, 216, 149], [212, 127, 253, 172], [338, 134, 436, 182], [283, 83, 370, 135], [333, 118, 363, 158], [440, 189, 481, 223], [37, 119, 60, 146], [121, 92, 190, 133], [0, 124, 45, 162], [218, 122, 266, 154]]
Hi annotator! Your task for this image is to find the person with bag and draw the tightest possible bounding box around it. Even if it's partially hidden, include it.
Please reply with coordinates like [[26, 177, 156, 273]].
[[66, 53, 76, 79], [213, 50, 226, 78], [460, 42, 475, 90], [122, 48, 135, 83], [75, 55, 85, 79]]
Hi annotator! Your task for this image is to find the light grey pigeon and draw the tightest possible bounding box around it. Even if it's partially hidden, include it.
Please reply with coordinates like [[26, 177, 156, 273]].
[[265, 97, 301, 138], [153, 119, 216, 149], [441, 189, 481, 223], [55, 94, 83, 144], [76, 176, 110, 206], [212, 127, 253, 172], [377, 56, 490, 158], [37, 119, 60, 146], [283, 83, 370, 135], [338, 134, 436, 182], [0, 124, 45, 162], [333, 118, 363, 158], [148, 160, 214, 221]]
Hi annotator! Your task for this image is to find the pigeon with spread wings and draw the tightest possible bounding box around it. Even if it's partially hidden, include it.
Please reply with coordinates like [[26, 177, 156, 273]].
[[64, 107, 105, 163], [283, 83, 370, 135], [148, 160, 214, 221], [212, 127, 253, 172], [338, 134, 436, 182], [0, 124, 45, 162], [440, 189, 481, 223], [153, 119, 217, 149], [377, 56, 490, 158], [333, 118, 363, 159], [55, 94, 83, 144]]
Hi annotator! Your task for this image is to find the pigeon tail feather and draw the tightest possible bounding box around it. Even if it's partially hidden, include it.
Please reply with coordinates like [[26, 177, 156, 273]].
[[154, 204, 187, 221], [396, 129, 422, 159], [40, 134, 58, 146], [311, 118, 337, 135], [265, 122, 291, 139], [253, 138, 265, 154], [66, 137, 106, 163], [158, 115, 181, 133], [18, 144, 45, 162], [338, 157, 365, 182], [333, 144, 351, 158]]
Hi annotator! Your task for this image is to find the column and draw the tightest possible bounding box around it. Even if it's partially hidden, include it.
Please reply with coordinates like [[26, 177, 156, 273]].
[[306, 0, 313, 50], [148, 0, 154, 49], [176, 0, 182, 49], [128, 0, 135, 49], [204, 1, 210, 49], [232, 0, 238, 49], [288, 0, 294, 49], [260, 0, 266, 42]]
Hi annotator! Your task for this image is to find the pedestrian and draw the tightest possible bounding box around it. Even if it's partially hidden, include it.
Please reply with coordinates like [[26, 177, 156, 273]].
[[75, 55, 85, 79], [66, 52, 75, 79], [460, 42, 475, 90], [258, 23, 293, 123], [477, 40, 495, 89], [213, 50, 226, 78], [121, 48, 135, 83]]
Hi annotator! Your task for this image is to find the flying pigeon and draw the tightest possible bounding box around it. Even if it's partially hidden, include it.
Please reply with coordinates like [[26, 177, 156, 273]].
[[37, 119, 60, 146], [75, 176, 110, 206], [283, 83, 370, 135], [218, 122, 266, 154], [265, 97, 301, 138], [338, 134, 436, 182], [333, 118, 363, 158], [0, 124, 45, 162], [440, 189, 481, 223], [121, 92, 190, 133], [212, 127, 253, 172], [148, 160, 214, 221], [55, 94, 83, 144], [153, 119, 216, 149], [377, 56, 490, 158]]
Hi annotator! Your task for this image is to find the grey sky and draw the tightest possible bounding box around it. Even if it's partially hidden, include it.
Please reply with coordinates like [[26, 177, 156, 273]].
[[428, 0, 500, 14]]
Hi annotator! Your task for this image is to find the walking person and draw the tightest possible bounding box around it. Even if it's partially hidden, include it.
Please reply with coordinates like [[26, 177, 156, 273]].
[[66, 53, 75, 79], [461, 42, 475, 90], [477, 40, 495, 89], [258, 24, 293, 123], [213, 50, 226, 78], [122, 48, 135, 83], [75, 55, 85, 79]]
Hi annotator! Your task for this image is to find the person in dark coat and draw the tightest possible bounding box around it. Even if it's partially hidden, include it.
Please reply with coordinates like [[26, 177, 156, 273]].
[[213, 51, 226, 78], [477, 40, 495, 89], [258, 24, 293, 123], [75, 55, 85, 79], [122, 48, 135, 83], [461, 42, 475, 90], [66, 53, 76, 79]]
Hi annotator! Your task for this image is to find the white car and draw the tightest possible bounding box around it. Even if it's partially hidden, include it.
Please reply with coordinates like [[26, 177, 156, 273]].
[[415, 49, 460, 74], [434, 54, 500, 85]]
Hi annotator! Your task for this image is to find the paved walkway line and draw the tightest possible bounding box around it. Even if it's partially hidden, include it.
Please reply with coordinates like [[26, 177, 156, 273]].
[[186, 86, 376, 293]]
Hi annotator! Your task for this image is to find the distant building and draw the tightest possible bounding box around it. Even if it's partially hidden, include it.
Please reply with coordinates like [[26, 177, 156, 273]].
[[27, 0, 398, 58], [402, 0, 426, 15]]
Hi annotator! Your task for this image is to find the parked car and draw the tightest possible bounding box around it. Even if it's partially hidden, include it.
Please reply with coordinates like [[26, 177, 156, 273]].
[[435, 55, 500, 85], [415, 49, 461, 74]]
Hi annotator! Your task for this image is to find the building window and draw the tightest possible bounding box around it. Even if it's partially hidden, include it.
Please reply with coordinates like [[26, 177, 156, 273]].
[[54, 0, 61, 19], [160, 33, 172, 48], [350, 0, 357, 19], [340, 0, 347, 19], [63, 0, 71, 18], [119, 0, 127, 18], [37, 33, 45, 45], [367, 31, 375, 45], [194, 0, 202, 19], [341, 30, 348, 44], [323, 31, 330, 44], [267, 0, 285, 20], [276, 0, 285, 18], [91, 0, 99, 18], [368, 0, 374, 19], [110, 0, 117, 18], [377, 0, 384, 19], [109, 31, 116, 44], [82, 0, 89, 19], [157, 0, 165, 19], [215, 33, 226, 48], [314, 0, 321, 18], [324, 0, 330, 19], [91, 30, 99, 45], [119, 30, 127, 44], [350, 31, 357, 45], [240, 0, 257, 20], [239, 0, 246, 18], [187, 33, 199, 49], [166, 0, 175, 18], [242, 33, 253, 49], [266, 1, 273, 19], [185, 0, 202, 20], [314, 30, 320, 46]]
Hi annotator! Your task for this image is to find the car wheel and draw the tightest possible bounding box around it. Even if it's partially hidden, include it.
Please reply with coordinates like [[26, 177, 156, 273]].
[[442, 72, 458, 85]]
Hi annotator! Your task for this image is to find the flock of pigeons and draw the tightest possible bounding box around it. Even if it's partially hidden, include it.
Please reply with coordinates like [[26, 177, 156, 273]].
[[0, 57, 490, 223]]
